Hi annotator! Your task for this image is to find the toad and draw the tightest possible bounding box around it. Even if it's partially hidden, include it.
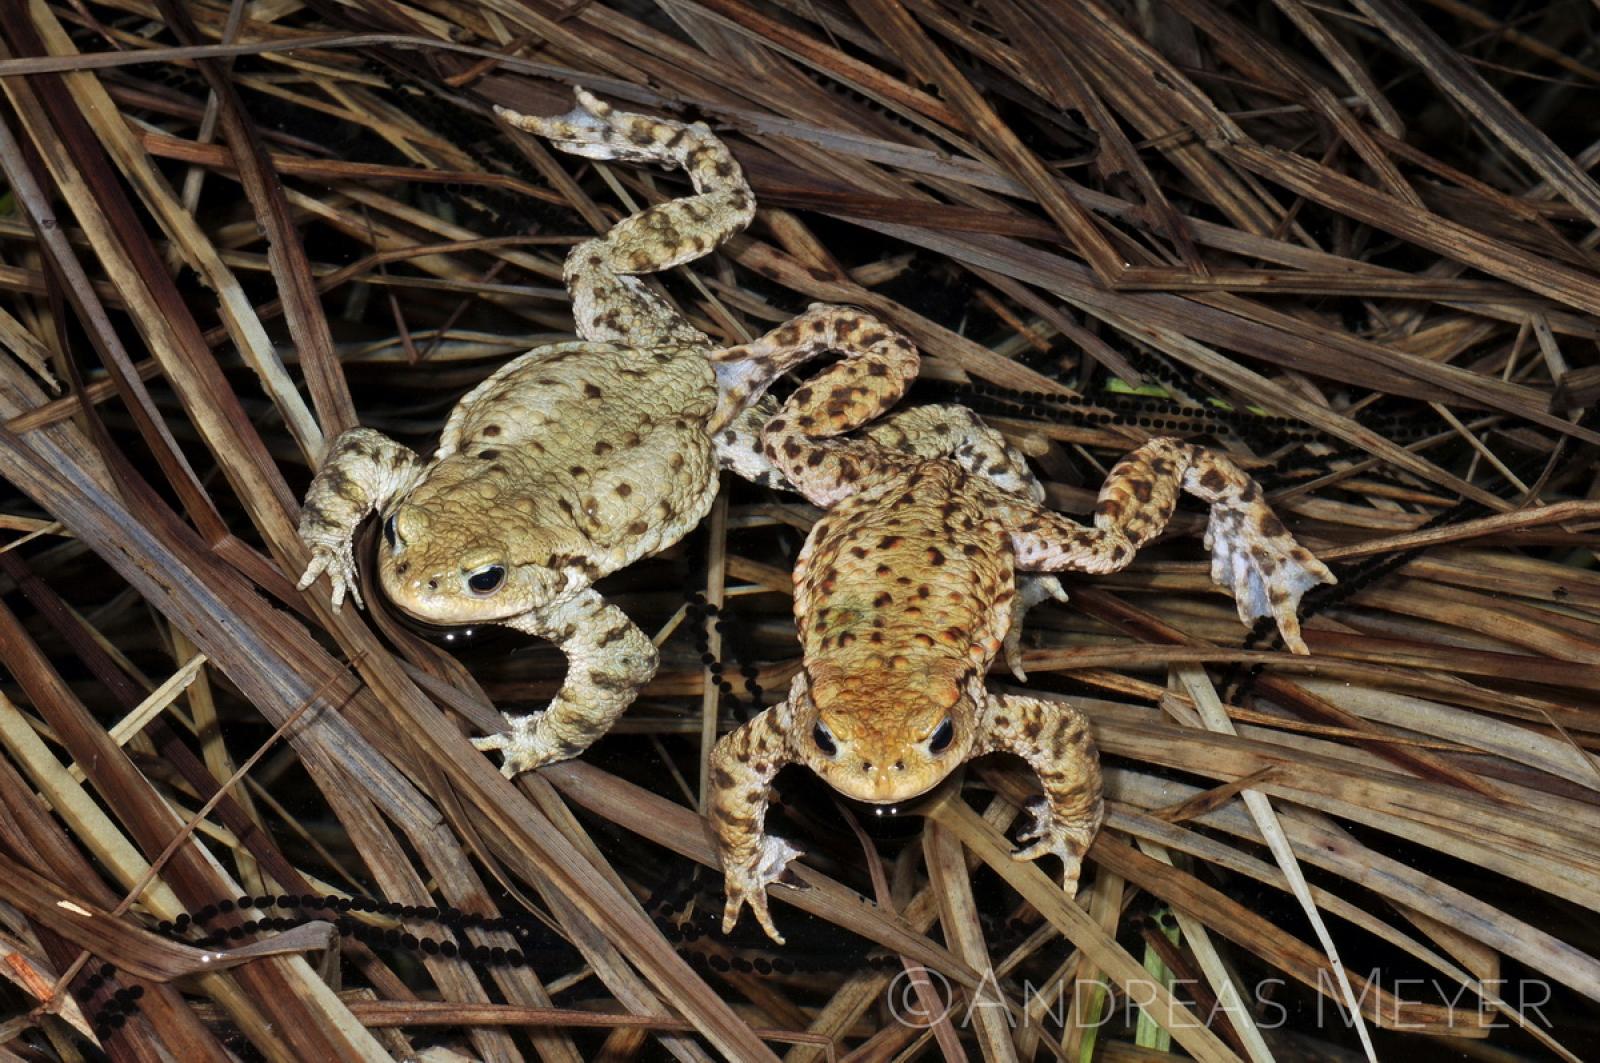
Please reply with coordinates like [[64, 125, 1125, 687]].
[[295, 89, 920, 775], [709, 338, 1334, 941]]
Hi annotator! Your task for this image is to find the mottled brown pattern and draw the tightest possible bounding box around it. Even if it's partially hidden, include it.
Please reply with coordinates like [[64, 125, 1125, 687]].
[[296, 90, 932, 779], [710, 352, 1334, 939], [711, 400, 1087, 940]]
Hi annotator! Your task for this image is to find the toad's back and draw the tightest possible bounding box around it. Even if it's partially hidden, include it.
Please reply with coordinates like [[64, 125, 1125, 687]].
[[796, 460, 1014, 678], [410, 342, 720, 565]]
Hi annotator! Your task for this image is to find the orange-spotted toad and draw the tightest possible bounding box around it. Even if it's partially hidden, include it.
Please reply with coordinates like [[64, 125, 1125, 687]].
[[710, 326, 1335, 941]]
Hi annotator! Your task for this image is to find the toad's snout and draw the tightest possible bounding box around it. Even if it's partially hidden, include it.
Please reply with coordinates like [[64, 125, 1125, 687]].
[[829, 756, 938, 805], [378, 559, 456, 613], [388, 565, 442, 597], [861, 758, 904, 788]]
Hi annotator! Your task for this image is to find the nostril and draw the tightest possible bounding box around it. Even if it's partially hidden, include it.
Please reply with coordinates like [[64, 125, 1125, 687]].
[[427, 579, 438, 590], [894, 760, 904, 771], [860, 760, 873, 772]]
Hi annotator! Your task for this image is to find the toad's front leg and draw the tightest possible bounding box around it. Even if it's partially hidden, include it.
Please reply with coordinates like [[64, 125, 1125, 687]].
[[472, 587, 658, 776], [708, 694, 801, 944], [977, 694, 1105, 895], [297, 427, 423, 610]]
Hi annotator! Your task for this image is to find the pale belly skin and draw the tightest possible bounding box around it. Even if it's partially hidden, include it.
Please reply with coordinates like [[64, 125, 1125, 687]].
[[707, 338, 1337, 943]]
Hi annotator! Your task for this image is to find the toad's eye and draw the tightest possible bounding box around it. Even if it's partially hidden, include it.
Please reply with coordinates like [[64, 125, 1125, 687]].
[[383, 513, 399, 550], [466, 565, 506, 595], [812, 721, 838, 757], [928, 717, 954, 754]]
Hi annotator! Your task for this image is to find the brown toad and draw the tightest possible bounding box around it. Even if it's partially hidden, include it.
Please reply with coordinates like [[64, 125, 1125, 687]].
[[295, 89, 920, 776], [708, 324, 1336, 942]]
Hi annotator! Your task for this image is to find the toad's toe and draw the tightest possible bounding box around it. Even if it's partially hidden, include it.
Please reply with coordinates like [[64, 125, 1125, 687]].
[[1205, 506, 1334, 654]]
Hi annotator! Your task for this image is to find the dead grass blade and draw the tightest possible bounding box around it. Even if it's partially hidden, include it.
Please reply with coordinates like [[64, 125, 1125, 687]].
[[924, 792, 1241, 1062], [1174, 665, 1378, 1061]]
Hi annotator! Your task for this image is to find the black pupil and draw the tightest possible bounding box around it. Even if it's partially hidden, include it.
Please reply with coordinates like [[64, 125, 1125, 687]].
[[928, 718, 954, 753], [468, 567, 504, 593], [383, 514, 398, 549], [812, 722, 837, 756]]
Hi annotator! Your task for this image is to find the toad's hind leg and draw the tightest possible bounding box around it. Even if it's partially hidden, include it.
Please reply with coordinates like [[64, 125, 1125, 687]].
[[709, 305, 921, 454], [987, 438, 1335, 653], [712, 392, 1031, 497], [860, 403, 1041, 500], [713, 393, 1041, 497], [713, 395, 792, 490], [717, 307, 920, 507], [497, 89, 754, 347]]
